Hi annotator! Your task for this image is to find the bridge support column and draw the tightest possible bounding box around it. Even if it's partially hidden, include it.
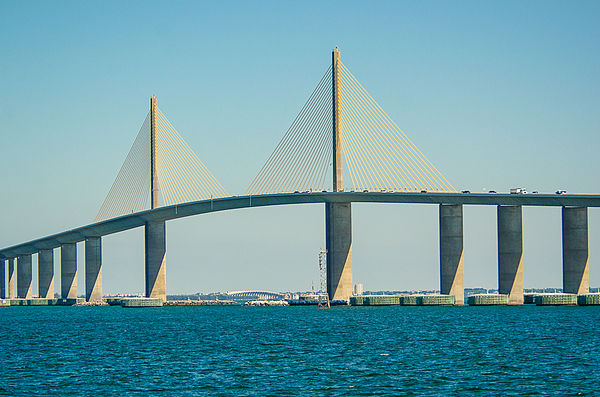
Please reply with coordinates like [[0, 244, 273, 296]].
[[85, 237, 102, 301], [61, 243, 77, 299], [326, 202, 352, 301], [145, 220, 166, 301], [439, 204, 464, 305], [0, 259, 5, 299], [17, 254, 32, 299], [497, 205, 523, 304], [38, 249, 54, 299], [7, 258, 15, 298], [562, 207, 589, 294]]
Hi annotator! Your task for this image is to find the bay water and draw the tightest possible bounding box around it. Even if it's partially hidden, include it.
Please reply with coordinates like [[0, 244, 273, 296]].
[[0, 305, 598, 396]]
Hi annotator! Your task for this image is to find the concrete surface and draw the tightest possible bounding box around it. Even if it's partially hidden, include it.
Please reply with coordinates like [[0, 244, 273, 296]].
[[0, 259, 5, 299], [497, 205, 524, 304], [61, 243, 77, 299], [145, 220, 166, 301], [326, 202, 353, 301], [439, 204, 464, 305], [562, 206, 589, 294], [17, 254, 32, 299], [7, 258, 15, 299], [85, 237, 102, 301], [38, 248, 54, 299]]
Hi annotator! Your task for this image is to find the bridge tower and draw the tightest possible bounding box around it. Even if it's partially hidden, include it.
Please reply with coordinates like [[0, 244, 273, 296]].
[[145, 96, 167, 301], [326, 48, 353, 301], [150, 96, 160, 209], [93, 95, 225, 302]]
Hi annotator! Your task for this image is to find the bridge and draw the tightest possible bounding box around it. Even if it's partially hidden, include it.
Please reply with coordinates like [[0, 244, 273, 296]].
[[226, 291, 286, 300], [0, 49, 596, 305]]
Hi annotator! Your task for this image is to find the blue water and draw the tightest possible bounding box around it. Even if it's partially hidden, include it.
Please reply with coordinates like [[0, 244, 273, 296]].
[[0, 305, 598, 396]]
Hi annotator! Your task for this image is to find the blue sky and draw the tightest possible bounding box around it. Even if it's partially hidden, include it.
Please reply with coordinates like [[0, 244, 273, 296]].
[[1, 0, 599, 294]]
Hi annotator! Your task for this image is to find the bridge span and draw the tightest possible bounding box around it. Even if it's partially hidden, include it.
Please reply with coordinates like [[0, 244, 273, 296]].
[[1, 192, 599, 256], [0, 191, 597, 305]]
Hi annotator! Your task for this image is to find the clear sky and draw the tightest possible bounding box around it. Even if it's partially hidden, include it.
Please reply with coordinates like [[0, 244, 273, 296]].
[[1, 0, 599, 294]]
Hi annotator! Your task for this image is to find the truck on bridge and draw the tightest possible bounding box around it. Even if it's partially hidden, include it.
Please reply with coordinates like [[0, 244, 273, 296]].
[[510, 187, 527, 194]]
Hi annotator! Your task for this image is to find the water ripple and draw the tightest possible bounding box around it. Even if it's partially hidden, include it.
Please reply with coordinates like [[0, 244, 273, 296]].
[[0, 306, 598, 395]]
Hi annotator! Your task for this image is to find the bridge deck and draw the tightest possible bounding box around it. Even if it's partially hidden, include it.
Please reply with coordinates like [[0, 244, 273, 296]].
[[2, 192, 600, 257]]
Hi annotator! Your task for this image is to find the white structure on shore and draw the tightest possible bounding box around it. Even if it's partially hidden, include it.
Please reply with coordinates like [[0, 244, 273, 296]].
[[354, 283, 364, 296]]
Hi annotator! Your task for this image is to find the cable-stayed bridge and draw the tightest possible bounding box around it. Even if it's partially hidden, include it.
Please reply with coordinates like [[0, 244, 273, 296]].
[[1, 49, 598, 305]]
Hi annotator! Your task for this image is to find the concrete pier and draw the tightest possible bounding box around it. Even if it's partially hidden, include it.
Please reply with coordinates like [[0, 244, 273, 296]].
[[38, 249, 54, 299], [326, 202, 353, 301], [562, 207, 589, 294], [145, 220, 167, 301], [0, 259, 5, 299], [85, 237, 102, 301], [61, 243, 77, 299], [497, 205, 524, 304], [7, 258, 15, 298], [17, 254, 32, 298], [439, 204, 464, 305]]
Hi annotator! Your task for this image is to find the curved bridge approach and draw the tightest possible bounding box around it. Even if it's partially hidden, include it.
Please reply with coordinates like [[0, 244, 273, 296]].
[[2, 192, 600, 255], [1, 192, 598, 305]]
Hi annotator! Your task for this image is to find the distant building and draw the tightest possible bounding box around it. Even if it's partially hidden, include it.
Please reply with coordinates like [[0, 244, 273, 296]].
[[354, 283, 364, 296]]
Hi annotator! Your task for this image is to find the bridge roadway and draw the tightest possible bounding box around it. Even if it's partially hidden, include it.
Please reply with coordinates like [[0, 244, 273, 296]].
[[1, 191, 599, 257], [0, 191, 598, 304]]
